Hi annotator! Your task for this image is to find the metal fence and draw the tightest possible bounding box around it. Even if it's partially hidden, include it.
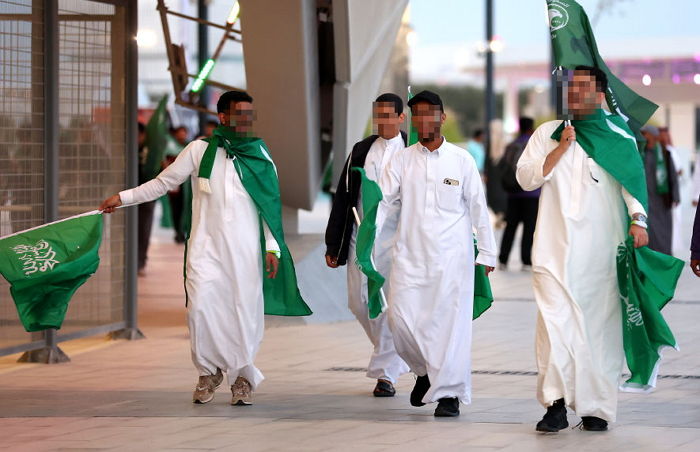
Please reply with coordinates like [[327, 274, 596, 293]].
[[0, 0, 139, 361]]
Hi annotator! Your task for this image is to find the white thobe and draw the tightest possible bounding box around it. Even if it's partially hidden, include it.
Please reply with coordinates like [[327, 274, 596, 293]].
[[120, 140, 279, 388], [347, 133, 409, 383], [516, 120, 646, 422], [377, 138, 497, 404]]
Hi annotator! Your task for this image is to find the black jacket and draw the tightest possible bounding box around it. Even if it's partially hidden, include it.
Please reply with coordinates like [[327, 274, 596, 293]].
[[325, 131, 407, 265]]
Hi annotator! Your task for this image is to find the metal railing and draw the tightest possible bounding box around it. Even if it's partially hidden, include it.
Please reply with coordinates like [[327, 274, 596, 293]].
[[0, 0, 139, 362]]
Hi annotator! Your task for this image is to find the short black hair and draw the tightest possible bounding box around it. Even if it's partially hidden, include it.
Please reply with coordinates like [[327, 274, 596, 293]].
[[374, 93, 403, 114], [574, 65, 608, 93], [138, 122, 145, 134], [217, 90, 254, 114], [519, 117, 534, 133], [472, 129, 484, 139], [407, 90, 444, 113]]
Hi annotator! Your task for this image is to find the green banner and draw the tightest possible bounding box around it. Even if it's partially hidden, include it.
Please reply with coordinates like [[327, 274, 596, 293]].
[[0, 213, 103, 331]]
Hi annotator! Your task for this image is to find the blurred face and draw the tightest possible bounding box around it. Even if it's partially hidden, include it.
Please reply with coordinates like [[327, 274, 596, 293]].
[[568, 71, 605, 116], [641, 130, 658, 149], [204, 123, 216, 138], [659, 130, 670, 147], [372, 102, 405, 140], [411, 102, 445, 143], [219, 101, 255, 135], [173, 128, 188, 145]]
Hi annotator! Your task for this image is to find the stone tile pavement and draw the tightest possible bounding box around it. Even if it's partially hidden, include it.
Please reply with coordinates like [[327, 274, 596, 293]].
[[0, 233, 699, 451]]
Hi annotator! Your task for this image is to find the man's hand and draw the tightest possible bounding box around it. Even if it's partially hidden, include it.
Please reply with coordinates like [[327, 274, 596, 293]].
[[629, 224, 649, 248], [325, 254, 339, 268], [690, 260, 700, 278], [99, 194, 122, 214], [543, 125, 575, 177], [478, 264, 495, 276], [560, 125, 576, 145], [265, 252, 279, 279]]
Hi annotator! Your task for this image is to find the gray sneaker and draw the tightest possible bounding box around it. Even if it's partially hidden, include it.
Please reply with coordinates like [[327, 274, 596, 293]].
[[192, 368, 223, 404], [231, 376, 253, 406]]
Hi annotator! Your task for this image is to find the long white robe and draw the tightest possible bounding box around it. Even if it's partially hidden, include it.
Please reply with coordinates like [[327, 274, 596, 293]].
[[516, 120, 646, 422], [347, 133, 409, 383], [120, 140, 279, 389], [377, 138, 497, 404]]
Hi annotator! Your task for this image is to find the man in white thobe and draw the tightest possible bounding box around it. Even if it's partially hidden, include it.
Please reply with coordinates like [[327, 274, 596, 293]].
[[377, 90, 497, 417], [325, 94, 409, 396], [517, 67, 649, 432], [100, 91, 301, 406]]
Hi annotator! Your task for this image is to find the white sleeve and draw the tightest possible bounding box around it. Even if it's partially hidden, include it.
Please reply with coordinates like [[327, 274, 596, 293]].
[[516, 125, 560, 191], [263, 220, 280, 256], [622, 187, 646, 218], [376, 151, 403, 233], [464, 160, 497, 267], [119, 141, 199, 205]]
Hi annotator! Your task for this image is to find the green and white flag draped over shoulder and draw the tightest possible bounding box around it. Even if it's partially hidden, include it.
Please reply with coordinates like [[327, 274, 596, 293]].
[[547, 0, 682, 391], [352, 168, 494, 320], [197, 126, 312, 317], [0, 212, 103, 331], [547, 0, 658, 142]]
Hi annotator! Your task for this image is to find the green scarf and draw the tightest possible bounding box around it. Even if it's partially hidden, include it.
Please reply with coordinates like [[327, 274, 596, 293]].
[[651, 144, 670, 195], [551, 109, 648, 211], [197, 126, 312, 316]]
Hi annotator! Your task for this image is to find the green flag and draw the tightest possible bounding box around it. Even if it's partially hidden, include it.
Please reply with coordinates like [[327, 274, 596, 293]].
[[547, 0, 658, 139], [407, 87, 419, 146], [551, 109, 648, 210], [616, 237, 683, 391], [143, 95, 169, 182], [352, 168, 493, 320], [473, 242, 494, 320], [351, 167, 386, 319], [198, 126, 312, 316], [0, 213, 103, 332]]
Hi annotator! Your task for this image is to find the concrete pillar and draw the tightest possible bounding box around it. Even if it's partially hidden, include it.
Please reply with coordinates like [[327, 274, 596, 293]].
[[668, 103, 697, 153]]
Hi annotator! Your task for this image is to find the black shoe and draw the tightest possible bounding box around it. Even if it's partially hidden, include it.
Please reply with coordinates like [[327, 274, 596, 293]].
[[373, 379, 396, 397], [434, 397, 460, 417], [410, 375, 431, 407], [581, 416, 608, 431], [535, 399, 568, 432]]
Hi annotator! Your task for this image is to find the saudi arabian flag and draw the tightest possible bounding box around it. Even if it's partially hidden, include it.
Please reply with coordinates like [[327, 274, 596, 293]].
[[616, 237, 683, 392], [352, 168, 494, 320], [547, 0, 658, 141], [143, 95, 170, 182], [0, 212, 103, 332], [352, 167, 386, 319]]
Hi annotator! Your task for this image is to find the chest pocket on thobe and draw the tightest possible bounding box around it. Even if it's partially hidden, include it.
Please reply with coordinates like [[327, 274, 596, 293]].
[[436, 181, 462, 213], [587, 158, 602, 186]]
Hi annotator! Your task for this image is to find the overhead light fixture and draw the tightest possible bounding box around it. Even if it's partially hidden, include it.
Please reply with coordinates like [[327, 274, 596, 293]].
[[227, 1, 241, 25], [192, 59, 216, 93]]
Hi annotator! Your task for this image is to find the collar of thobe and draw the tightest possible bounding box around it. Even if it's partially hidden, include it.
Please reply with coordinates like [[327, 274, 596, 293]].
[[197, 126, 264, 194], [381, 132, 403, 148], [420, 136, 446, 155]]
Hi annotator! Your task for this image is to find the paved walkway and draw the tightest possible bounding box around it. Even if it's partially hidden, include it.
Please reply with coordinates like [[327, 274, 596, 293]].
[[1, 228, 699, 450]]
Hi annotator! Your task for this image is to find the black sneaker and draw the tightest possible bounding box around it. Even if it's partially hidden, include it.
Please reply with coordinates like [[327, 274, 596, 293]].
[[434, 397, 460, 417], [581, 416, 608, 431], [535, 398, 568, 432], [373, 379, 396, 397], [410, 375, 431, 407]]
